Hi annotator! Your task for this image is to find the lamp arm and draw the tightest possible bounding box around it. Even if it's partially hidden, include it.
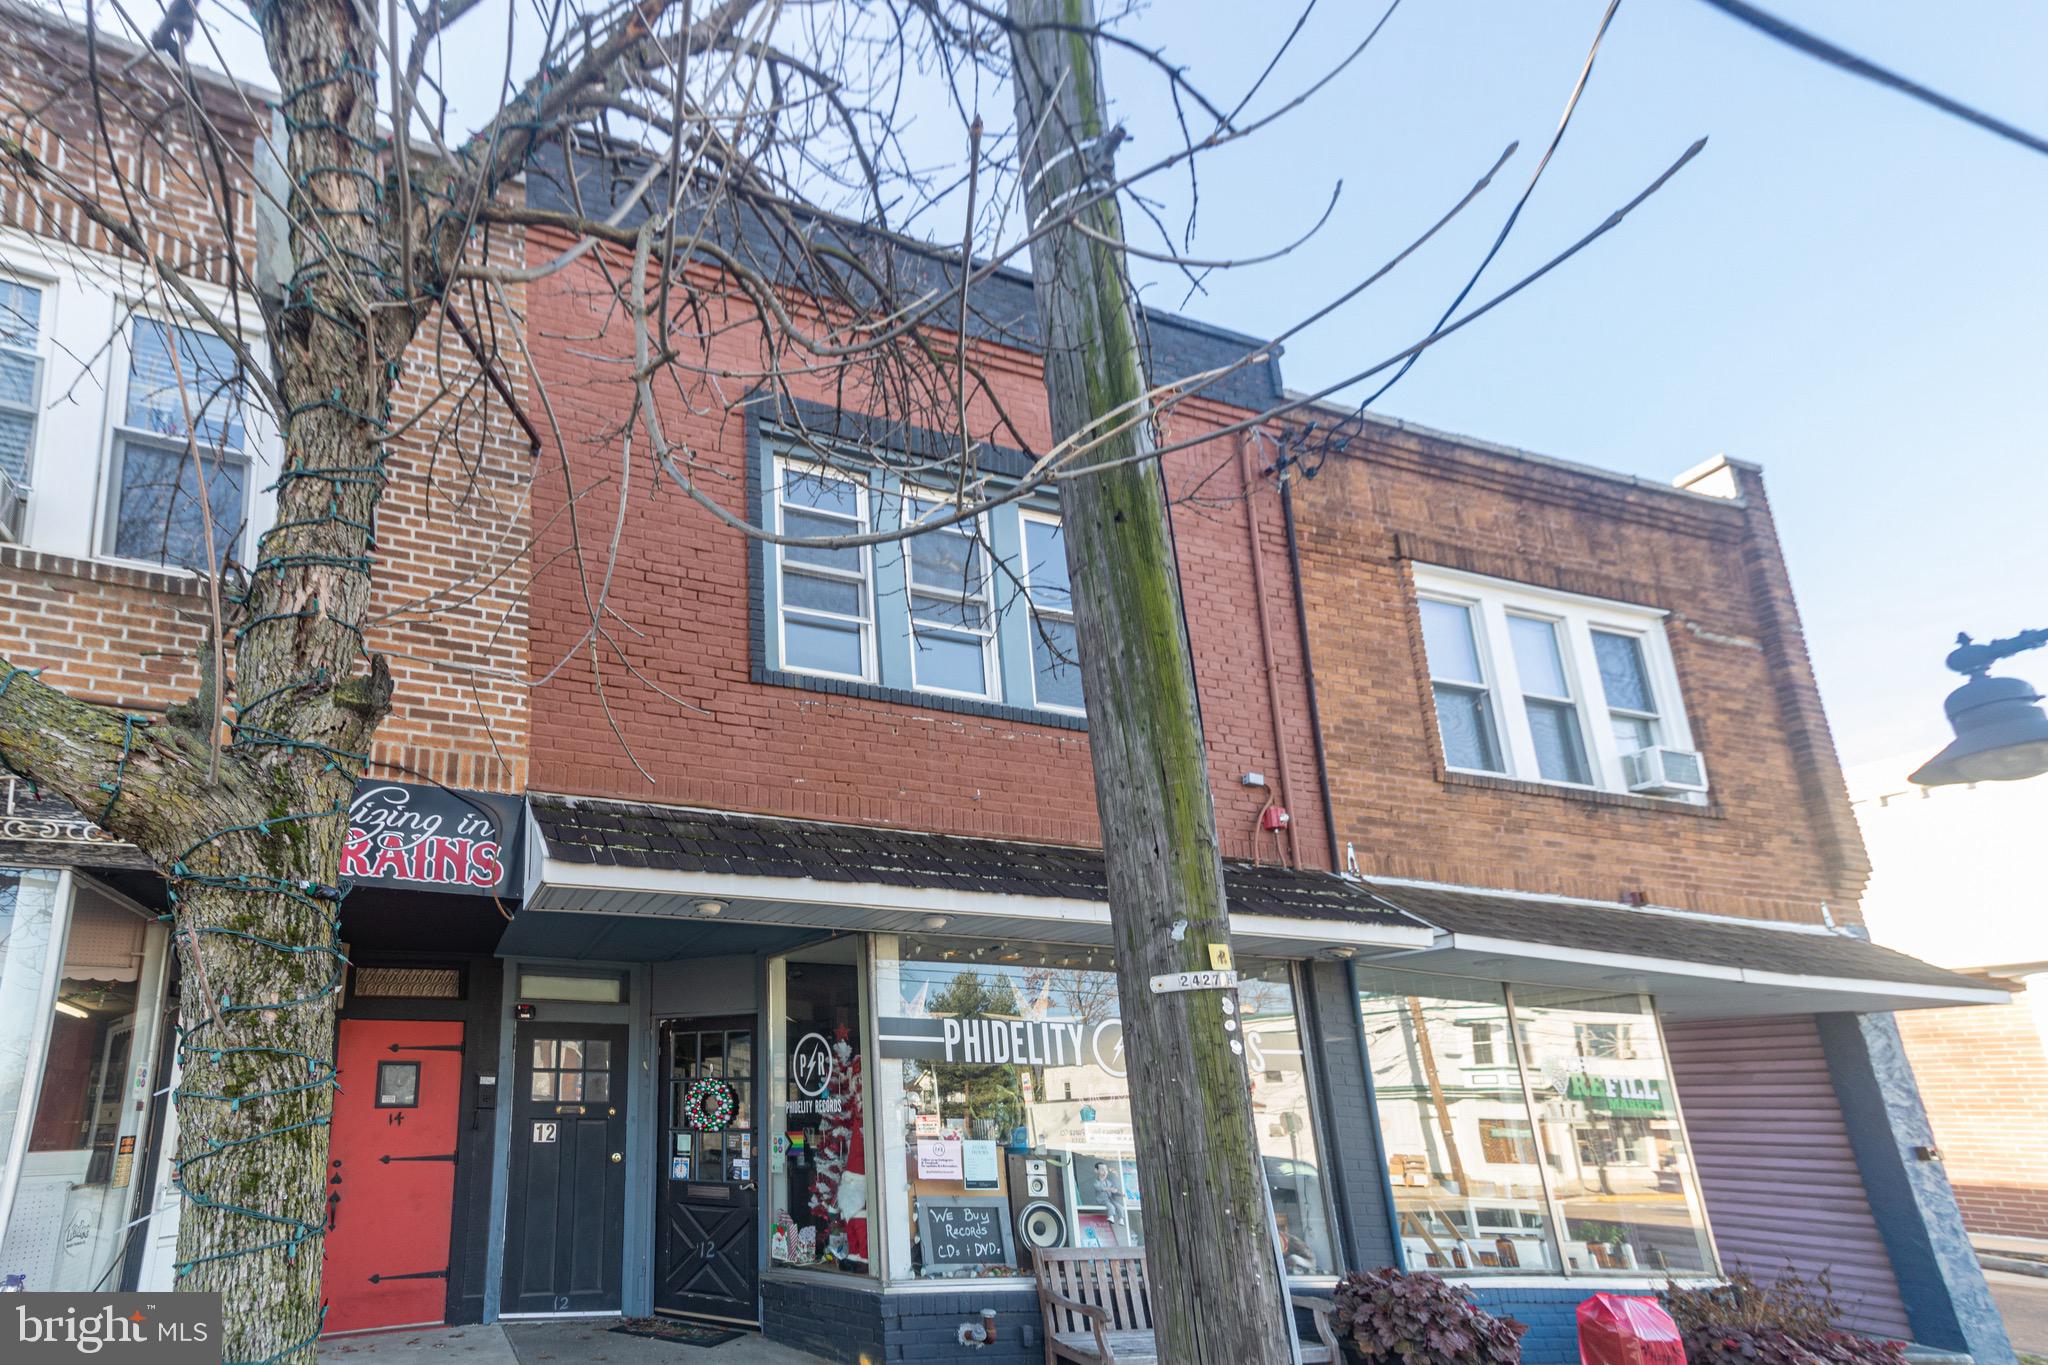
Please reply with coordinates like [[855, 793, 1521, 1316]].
[[1947, 628, 2048, 677]]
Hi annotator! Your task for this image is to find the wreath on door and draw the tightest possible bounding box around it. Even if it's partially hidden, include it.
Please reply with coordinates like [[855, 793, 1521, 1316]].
[[681, 1077, 738, 1131]]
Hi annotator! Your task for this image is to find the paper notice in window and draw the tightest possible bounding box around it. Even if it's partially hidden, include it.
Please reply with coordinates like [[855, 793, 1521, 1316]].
[[962, 1139, 1000, 1190], [916, 1136, 964, 1181]]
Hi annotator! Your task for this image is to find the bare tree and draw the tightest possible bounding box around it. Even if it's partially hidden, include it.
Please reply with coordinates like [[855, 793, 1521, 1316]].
[[0, 0, 1705, 1354]]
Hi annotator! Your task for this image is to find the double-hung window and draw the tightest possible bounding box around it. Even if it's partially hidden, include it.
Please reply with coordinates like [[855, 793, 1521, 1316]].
[[1507, 614, 1591, 785], [904, 493, 996, 698], [106, 318, 250, 570], [1592, 629, 1661, 753], [0, 278, 45, 536], [1413, 565, 1701, 798], [774, 460, 874, 681], [1021, 511, 1083, 713], [1419, 598, 1503, 773]]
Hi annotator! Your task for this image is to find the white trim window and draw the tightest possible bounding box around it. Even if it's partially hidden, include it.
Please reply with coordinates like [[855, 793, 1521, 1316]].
[[1021, 510, 1083, 713], [904, 492, 997, 699], [0, 276, 46, 537], [103, 317, 252, 570], [773, 459, 875, 681], [1418, 597, 1503, 774], [1412, 565, 1701, 798]]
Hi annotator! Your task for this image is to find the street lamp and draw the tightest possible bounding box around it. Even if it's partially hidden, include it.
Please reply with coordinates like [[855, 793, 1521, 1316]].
[[1910, 629, 2048, 786]]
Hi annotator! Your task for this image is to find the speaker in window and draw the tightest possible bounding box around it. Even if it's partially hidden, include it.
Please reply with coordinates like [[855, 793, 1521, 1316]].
[[1017, 1201, 1069, 1251]]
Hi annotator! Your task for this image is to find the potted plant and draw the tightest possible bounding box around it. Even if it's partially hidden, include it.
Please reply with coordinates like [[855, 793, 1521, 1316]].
[[1568, 1221, 1632, 1268], [1665, 1269, 1907, 1364], [1329, 1268, 1527, 1365]]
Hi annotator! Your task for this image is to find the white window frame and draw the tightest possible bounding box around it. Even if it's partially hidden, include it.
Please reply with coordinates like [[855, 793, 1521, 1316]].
[[96, 309, 259, 572], [0, 270, 50, 538], [772, 456, 877, 684], [1412, 564, 1701, 799], [1503, 609, 1596, 789], [1020, 507, 1084, 715], [1419, 595, 1507, 776], [902, 490, 999, 701]]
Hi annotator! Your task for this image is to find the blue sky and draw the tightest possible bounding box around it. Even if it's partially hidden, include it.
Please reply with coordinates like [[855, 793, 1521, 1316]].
[[1090, 0, 2048, 773], [166, 0, 2048, 773]]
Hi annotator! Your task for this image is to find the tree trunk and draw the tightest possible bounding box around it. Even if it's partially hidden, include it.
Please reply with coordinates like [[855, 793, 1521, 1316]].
[[1005, 4, 1294, 1361]]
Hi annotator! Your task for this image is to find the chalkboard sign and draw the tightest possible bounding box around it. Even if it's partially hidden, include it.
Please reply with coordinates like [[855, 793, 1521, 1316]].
[[917, 1196, 1016, 1272]]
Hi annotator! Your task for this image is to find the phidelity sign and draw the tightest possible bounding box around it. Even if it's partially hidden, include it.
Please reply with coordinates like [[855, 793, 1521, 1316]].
[[0, 777, 522, 897]]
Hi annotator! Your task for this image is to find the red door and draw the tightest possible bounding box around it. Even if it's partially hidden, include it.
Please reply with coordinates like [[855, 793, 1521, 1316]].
[[323, 1019, 464, 1334]]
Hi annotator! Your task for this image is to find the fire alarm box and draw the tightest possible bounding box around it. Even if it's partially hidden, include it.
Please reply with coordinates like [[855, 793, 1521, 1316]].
[[1260, 807, 1291, 831]]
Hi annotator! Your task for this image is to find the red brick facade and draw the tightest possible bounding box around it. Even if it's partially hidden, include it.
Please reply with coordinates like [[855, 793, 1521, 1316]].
[[1897, 988, 2048, 1240], [522, 235, 1327, 866], [0, 15, 530, 794], [1284, 413, 1871, 924]]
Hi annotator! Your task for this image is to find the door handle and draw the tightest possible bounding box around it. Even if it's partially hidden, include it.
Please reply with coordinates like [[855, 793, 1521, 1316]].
[[610, 1152, 623, 1164], [740, 1182, 757, 1193]]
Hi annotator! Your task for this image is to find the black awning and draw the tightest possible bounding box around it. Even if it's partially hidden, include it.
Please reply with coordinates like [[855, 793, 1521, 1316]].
[[529, 793, 1420, 931]]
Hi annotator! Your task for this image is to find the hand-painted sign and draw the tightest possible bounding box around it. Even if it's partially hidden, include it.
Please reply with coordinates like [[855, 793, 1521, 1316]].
[[339, 783, 521, 894], [0, 775, 521, 896]]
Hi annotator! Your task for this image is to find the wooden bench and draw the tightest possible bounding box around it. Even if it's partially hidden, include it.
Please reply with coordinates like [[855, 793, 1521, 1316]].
[[1032, 1246, 1341, 1364]]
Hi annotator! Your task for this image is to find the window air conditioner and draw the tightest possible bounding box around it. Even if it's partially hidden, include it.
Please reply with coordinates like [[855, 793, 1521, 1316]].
[[0, 468, 23, 543], [1622, 745, 1707, 796]]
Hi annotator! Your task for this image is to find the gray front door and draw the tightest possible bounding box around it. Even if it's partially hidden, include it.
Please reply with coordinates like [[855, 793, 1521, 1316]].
[[502, 1023, 628, 1314]]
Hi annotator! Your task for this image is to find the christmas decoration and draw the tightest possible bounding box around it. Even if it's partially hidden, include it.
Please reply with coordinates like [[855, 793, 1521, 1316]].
[[681, 1077, 737, 1131], [806, 1033, 868, 1264]]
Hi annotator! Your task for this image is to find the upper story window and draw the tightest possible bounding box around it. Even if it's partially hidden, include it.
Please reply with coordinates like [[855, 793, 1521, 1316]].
[[773, 460, 875, 682], [105, 318, 251, 571], [0, 278, 45, 535], [1021, 511, 1083, 714], [904, 493, 996, 699], [759, 436, 1083, 721], [1413, 565, 1704, 800]]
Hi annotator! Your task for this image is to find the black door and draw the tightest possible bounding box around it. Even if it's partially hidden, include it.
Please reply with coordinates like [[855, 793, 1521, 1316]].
[[655, 1017, 759, 1324], [502, 1024, 629, 1315]]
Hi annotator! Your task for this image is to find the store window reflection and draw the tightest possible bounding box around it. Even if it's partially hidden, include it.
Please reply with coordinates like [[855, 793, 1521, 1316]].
[[0, 880, 172, 1292], [1512, 987, 1714, 1273], [1358, 967, 1555, 1272], [872, 937, 1335, 1281], [1358, 968, 1716, 1278]]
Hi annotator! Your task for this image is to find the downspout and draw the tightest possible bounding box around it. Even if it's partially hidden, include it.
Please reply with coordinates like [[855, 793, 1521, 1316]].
[[1276, 443, 1344, 873], [1239, 431, 1299, 867]]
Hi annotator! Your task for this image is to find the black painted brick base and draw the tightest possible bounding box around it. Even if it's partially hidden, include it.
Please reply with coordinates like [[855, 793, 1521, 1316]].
[[761, 1277, 1042, 1364]]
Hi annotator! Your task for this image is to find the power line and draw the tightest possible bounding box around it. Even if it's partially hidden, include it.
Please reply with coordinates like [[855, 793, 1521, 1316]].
[[1696, 0, 2048, 158]]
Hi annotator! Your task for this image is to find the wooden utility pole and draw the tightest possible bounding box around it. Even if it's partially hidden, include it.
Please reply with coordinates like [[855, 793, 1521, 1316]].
[[1006, 3, 1294, 1360]]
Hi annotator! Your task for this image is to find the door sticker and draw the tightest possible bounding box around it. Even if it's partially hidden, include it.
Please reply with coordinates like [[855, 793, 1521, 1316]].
[[532, 1121, 559, 1143]]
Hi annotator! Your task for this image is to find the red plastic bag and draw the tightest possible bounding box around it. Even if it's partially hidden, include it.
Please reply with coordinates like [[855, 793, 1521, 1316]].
[[1578, 1292, 1685, 1365]]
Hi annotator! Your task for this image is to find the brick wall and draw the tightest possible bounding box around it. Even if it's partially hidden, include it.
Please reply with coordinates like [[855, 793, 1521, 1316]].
[[523, 233, 1328, 866], [0, 14, 531, 795], [1286, 414, 1869, 923], [1896, 990, 2048, 1241]]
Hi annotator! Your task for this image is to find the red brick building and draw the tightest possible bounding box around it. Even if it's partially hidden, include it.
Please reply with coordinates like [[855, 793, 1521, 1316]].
[[0, 13, 2017, 1365], [0, 9, 527, 1331]]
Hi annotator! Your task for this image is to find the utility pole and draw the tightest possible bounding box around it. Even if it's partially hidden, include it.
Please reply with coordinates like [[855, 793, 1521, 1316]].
[[1006, 3, 1294, 1360]]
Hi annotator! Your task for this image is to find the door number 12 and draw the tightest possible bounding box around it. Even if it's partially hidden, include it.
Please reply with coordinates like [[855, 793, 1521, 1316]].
[[532, 1121, 559, 1143]]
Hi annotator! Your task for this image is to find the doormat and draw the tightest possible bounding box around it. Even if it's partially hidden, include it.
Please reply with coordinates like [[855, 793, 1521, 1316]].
[[610, 1317, 746, 1348]]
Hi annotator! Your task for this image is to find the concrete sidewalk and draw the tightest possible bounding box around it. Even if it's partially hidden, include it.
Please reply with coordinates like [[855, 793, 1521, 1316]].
[[319, 1322, 829, 1365]]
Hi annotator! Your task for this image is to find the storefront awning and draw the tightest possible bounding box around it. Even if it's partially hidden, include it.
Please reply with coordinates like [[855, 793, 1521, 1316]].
[[1353, 880, 2009, 1019], [515, 795, 1436, 957]]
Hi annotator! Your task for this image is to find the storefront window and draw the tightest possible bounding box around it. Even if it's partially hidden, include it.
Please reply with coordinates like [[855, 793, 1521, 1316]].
[[1358, 968, 1716, 1278], [873, 936, 1334, 1281], [1357, 967, 1556, 1272], [1, 879, 171, 1292], [1511, 987, 1714, 1274], [0, 870, 66, 1185], [767, 940, 870, 1274]]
